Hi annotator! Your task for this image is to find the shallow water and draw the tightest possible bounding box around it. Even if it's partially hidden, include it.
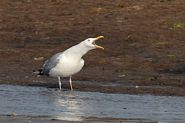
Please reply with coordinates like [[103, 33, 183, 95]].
[[0, 84, 185, 122]]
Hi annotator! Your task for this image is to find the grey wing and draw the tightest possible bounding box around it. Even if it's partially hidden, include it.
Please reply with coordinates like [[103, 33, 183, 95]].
[[42, 52, 63, 75]]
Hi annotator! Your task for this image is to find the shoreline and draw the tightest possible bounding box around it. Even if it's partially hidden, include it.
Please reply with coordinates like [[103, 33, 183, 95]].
[[0, 80, 185, 96], [0, 115, 157, 123]]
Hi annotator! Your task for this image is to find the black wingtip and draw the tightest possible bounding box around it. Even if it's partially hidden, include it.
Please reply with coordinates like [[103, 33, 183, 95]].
[[33, 69, 44, 75]]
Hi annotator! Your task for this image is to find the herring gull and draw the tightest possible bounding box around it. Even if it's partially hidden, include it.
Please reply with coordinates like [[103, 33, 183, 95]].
[[37, 36, 104, 90]]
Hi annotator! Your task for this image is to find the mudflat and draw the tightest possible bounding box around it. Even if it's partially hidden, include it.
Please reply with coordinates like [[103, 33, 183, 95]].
[[0, 0, 185, 96], [0, 115, 157, 123]]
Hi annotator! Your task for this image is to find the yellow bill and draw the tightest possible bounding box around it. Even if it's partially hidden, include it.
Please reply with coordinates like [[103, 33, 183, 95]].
[[94, 36, 104, 50]]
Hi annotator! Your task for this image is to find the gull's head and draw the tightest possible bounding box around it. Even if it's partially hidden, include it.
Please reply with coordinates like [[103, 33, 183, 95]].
[[83, 36, 104, 50]]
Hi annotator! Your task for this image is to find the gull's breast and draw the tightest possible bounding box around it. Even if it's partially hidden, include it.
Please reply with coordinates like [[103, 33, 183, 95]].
[[49, 56, 84, 77]]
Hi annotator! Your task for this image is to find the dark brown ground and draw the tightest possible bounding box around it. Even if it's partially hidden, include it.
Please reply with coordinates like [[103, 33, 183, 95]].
[[0, 0, 185, 96], [0, 115, 157, 123]]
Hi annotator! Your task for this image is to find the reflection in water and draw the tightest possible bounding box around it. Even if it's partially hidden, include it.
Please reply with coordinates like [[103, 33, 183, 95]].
[[0, 84, 185, 122], [52, 91, 83, 121]]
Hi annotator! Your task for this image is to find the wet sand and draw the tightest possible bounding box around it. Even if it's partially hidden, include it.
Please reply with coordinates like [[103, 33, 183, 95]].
[[0, 115, 157, 123]]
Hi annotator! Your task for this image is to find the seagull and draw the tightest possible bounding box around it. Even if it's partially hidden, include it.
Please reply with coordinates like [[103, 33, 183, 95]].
[[37, 36, 104, 90]]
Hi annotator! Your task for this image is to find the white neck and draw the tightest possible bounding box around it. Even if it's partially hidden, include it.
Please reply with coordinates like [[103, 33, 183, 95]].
[[64, 42, 92, 59]]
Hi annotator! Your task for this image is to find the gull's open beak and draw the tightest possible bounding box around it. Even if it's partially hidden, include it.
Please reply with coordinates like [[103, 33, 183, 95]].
[[94, 36, 104, 50]]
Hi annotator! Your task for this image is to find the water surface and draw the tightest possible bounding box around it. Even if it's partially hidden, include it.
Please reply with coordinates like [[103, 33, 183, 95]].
[[0, 84, 185, 122]]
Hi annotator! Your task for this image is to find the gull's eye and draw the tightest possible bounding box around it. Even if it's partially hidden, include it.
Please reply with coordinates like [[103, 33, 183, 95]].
[[87, 39, 90, 42]]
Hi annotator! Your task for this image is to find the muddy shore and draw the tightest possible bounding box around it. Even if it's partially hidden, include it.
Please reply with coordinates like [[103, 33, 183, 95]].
[[0, 115, 157, 123], [0, 0, 185, 96]]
